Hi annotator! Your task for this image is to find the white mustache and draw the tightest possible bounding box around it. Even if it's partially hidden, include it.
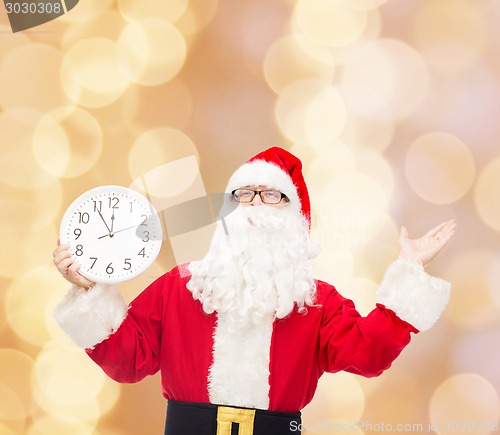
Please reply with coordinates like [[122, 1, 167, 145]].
[[236, 206, 289, 230]]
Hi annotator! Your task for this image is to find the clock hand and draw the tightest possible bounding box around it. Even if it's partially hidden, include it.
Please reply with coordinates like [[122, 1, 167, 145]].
[[96, 208, 112, 234], [110, 208, 115, 236], [97, 222, 142, 239]]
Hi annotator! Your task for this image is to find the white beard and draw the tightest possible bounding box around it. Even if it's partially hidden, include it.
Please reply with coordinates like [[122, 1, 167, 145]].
[[186, 204, 319, 329]]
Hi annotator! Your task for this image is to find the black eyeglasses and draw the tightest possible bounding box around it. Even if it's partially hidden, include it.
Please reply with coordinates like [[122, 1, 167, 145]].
[[231, 189, 289, 204]]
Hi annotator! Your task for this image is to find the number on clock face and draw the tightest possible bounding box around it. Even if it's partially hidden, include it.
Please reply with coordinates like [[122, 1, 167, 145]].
[[60, 186, 162, 283]]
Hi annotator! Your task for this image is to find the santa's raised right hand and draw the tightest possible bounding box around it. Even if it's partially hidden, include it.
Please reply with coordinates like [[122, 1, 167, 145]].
[[53, 240, 95, 290]]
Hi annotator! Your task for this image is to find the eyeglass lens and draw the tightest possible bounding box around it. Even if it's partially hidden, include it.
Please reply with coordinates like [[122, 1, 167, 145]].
[[234, 189, 282, 204]]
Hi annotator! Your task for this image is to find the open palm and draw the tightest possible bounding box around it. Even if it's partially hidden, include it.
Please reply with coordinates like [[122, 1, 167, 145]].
[[399, 219, 457, 266]]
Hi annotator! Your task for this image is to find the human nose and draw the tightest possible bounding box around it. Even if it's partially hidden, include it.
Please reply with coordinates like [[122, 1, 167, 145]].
[[250, 192, 263, 205]]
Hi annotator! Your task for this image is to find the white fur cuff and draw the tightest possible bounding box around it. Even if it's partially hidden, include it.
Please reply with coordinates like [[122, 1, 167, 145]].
[[53, 284, 128, 349], [376, 259, 451, 331]]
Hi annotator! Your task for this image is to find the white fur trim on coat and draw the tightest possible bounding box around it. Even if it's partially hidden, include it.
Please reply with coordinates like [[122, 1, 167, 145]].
[[376, 258, 451, 331], [208, 312, 274, 409], [53, 284, 128, 349], [226, 160, 302, 217]]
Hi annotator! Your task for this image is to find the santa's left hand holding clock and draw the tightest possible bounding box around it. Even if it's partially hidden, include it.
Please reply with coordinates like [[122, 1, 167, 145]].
[[398, 219, 457, 266], [51, 184, 164, 289], [53, 240, 96, 290], [55, 186, 163, 286]]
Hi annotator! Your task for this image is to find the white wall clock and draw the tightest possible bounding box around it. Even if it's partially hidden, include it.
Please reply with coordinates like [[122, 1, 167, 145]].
[[60, 185, 163, 283]]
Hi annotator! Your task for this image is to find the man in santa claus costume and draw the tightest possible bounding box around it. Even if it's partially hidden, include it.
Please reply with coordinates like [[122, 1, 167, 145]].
[[53, 147, 456, 435]]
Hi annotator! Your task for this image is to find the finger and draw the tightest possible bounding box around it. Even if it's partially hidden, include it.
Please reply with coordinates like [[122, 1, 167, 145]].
[[434, 219, 457, 239], [67, 262, 80, 276], [67, 262, 85, 284], [429, 223, 457, 254], [67, 263, 93, 287], [52, 243, 71, 258], [438, 221, 457, 243], [426, 221, 448, 238], [53, 252, 72, 269], [56, 257, 74, 275], [445, 219, 457, 233], [53, 249, 72, 266]]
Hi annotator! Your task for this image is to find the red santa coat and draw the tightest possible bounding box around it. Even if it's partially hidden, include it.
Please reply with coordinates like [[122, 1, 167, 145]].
[[85, 264, 413, 412], [54, 259, 450, 413]]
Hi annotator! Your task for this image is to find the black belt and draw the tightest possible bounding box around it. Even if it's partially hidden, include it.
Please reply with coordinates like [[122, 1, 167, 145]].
[[165, 400, 302, 435]]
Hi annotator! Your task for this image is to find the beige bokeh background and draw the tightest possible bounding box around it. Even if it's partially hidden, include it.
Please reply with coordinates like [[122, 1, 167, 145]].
[[1, 0, 500, 434]]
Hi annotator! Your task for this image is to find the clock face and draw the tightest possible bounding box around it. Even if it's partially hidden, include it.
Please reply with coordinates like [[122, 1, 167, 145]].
[[60, 186, 163, 283]]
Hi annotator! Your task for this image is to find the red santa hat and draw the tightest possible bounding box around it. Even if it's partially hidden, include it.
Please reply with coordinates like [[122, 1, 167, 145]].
[[226, 147, 311, 227]]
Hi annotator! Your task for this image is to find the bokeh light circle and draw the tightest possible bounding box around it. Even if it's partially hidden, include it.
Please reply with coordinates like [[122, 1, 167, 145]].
[[311, 171, 390, 253], [0, 224, 58, 279], [61, 38, 130, 108], [58, 0, 114, 23], [357, 149, 395, 200], [341, 39, 429, 120], [118, 0, 188, 23], [453, 328, 500, 395], [275, 79, 333, 144], [348, 0, 389, 10], [0, 384, 25, 422], [121, 79, 193, 132], [342, 277, 378, 316], [0, 110, 58, 190], [33, 117, 69, 177], [304, 143, 356, 186], [405, 132, 475, 204], [117, 18, 187, 86], [354, 213, 399, 281], [0, 349, 35, 420], [320, 172, 389, 210], [0, 24, 30, 58], [319, 6, 382, 66], [295, 0, 368, 47], [62, 12, 125, 50], [0, 43, 73, 113], [442, 249, 500, 329], [0, 178, 63, 232], [128, 127, 200, 197], [263, 34, 335, 95], [33, 339, 106, 408], [27, 415, 96, 435], [489, 251, 500, 310], [305, 86, 348, 147], [302, 372, 365, 425], [414, 0, 486, 74], [474, 156, 500, 233], [33, 107, 103, 178], [96, 379, 122, 418], [310, 245, 354, 289], [176, 0, 219, 37], [6, 266, 66, 346], [430, 373, 499, 435], [340, 84, 395, 151]]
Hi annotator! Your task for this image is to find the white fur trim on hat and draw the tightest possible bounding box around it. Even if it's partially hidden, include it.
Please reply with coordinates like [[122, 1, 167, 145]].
[[226, 160, 302, 216], [376, 258, 451, 331], [53, 283, 128, 349]]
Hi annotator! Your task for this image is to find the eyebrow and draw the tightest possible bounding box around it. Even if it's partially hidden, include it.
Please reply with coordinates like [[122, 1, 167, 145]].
[[242, 185, 275, 190]]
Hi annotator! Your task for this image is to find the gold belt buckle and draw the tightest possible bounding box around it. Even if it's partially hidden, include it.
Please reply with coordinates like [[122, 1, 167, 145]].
[[216, 405, 256, 435]]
